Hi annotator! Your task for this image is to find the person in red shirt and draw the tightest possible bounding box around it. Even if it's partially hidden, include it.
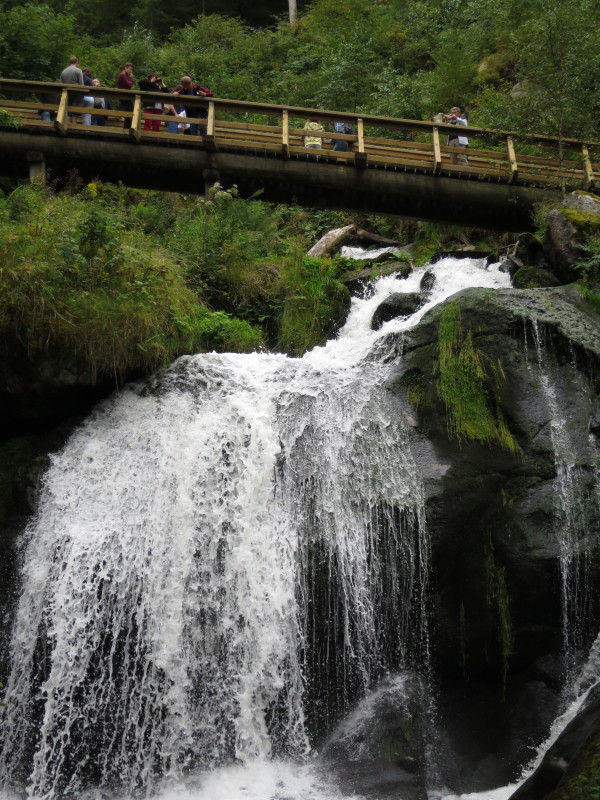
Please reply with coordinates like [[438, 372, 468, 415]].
[[116, 62, 134, 129]]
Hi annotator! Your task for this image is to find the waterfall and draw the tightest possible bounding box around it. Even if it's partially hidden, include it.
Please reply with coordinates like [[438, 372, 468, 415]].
[[528, 321, 599, 671], [0, 256, 513, 800]]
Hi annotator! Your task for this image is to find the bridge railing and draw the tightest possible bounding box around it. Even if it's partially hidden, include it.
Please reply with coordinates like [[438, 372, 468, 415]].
[[0, 78, 598, 190]]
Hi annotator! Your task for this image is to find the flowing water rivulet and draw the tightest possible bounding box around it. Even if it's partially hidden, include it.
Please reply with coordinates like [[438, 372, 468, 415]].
[[0, 256, 597, 800]]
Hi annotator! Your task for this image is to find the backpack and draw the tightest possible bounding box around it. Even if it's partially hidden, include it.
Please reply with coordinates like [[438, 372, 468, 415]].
[[333, 120, 354, 135]]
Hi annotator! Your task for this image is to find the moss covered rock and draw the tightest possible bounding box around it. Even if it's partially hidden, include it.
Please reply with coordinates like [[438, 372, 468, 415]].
[[513, 266, 562, 288]]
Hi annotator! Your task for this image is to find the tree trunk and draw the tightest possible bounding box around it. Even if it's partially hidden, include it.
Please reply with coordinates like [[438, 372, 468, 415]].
[[307, 224, 356, 258], [288, 0, 297, 26]]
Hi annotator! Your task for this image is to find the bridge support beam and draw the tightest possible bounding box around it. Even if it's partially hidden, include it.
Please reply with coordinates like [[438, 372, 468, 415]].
[[0, 131, 554, 230], [203, 168, 220, 199], [26, 151, 46, 184]]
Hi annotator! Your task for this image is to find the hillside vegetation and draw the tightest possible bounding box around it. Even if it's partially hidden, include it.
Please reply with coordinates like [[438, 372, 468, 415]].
[[1, 0, 599, 141]]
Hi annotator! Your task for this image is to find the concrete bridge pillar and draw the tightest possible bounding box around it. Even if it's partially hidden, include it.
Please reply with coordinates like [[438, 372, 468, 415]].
[[26, 151, 46, 184]]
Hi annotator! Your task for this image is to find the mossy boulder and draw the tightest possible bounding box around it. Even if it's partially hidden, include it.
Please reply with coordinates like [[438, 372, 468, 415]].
[[544, 202, 600, 283], [513, 266, 562, 289], [385, 285, 600, 791]]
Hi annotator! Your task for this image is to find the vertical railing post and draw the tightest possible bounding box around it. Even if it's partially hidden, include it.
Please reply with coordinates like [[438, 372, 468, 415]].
[[355, 117, 366, 165], [582, 145, 594, 190], [130, 94, 142, 141], [282, 109, 290, 158], [54, 87, 69, 135], [206, 100, 215, 136], [507, 135, 519, 183], [432, 127, 441, 173], [203, 100, 217, 150]]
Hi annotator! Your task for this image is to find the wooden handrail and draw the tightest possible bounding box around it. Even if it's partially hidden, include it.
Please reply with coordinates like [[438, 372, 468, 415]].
[[0, 78, 597, 192], [1, 78, 600, 148]]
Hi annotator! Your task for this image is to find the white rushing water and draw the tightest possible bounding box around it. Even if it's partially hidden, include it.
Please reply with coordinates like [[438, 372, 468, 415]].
[[4, 253, 594, 800]]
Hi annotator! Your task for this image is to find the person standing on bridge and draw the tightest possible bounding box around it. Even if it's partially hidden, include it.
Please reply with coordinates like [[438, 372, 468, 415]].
[[304, 118, 325, 149], [174, 77, 211, 136], [443, 106, 469, 166], [117, 62, 135, 129], [60, 56, 84, 124]]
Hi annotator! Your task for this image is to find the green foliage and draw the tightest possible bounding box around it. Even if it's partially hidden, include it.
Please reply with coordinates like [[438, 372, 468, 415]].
[[436, 301, 519, 452], [0, 3, 77, 81], [0, 109, 20, 129], [277, 251, 350, 355], [579, 287, 600, 315], [0, 185, 263, 381]]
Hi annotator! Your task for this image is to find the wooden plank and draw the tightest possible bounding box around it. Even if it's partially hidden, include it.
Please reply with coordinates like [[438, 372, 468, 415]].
[[0, 99, 56, 111], [55, 87, 68, 134], [129, 94, 142, 141], [355, 118, 367, 166], [432, 127, 442, 173], [582, 146, 595, 190], [282, 109, 290, 158], [202, 100, 217, 150]]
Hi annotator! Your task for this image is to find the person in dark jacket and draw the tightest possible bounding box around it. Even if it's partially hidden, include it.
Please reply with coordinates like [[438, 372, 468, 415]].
[[138, 73, 163, 132], [116, 62, 134, 129], [173, 76, 210, 136]]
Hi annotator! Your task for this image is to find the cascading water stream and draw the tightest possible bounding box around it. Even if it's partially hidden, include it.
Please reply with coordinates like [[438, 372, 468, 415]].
[[527, 320, 598, 672], [2, 254, 565, 800]]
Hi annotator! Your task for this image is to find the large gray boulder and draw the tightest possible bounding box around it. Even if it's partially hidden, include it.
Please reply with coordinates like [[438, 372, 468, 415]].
[[386, 284, 600, 792], [543, 192, 600, 283]]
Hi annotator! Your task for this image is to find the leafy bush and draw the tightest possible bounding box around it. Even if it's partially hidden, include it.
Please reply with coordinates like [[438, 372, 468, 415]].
[[0, 185, 263, 381]]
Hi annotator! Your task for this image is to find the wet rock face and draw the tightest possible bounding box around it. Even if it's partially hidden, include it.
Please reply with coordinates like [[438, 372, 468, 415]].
[[387, 285, 600, 793], [544, 209, 584, 282], [508, 684, 600, 800], [371, 292, 424, 329], [321, 673, 428, 799]]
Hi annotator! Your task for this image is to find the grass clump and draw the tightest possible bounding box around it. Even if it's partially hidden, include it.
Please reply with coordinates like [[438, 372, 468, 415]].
[[277, 252, 351, 356], [436, 301, 519, 453]]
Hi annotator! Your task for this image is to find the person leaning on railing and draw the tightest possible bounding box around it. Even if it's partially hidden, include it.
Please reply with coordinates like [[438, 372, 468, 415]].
[[138, 73, 164, 132]]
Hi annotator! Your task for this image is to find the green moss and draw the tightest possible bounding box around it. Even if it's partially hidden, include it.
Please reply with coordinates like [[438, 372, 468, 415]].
[[407, 372, 425, 409], [413, 243, 439, 267], [512, 266, 561, 289], [562, 208, 600, 234], [436, 302, 520, 453], [579, 286, 600, 315], [546, 723, 600, 799]]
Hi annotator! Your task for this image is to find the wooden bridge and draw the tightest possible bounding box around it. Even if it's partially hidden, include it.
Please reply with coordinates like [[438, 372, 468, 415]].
[[1, 79, 598, 230]]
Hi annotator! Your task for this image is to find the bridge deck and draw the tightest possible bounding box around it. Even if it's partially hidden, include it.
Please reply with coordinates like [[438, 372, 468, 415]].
[[1, 80, 598, 229]]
